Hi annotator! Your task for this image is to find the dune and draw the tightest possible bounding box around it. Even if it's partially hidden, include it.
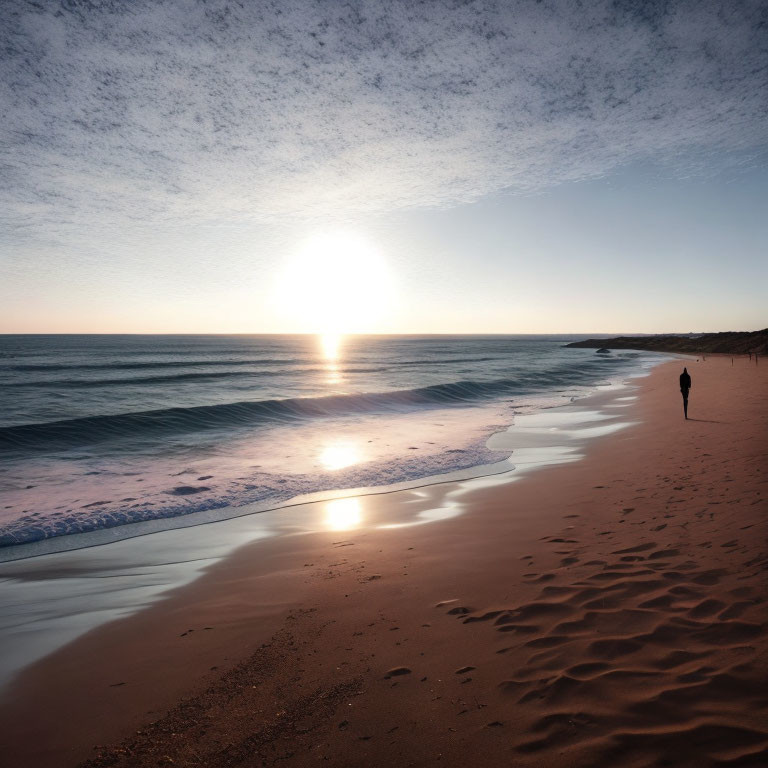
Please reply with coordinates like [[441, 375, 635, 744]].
[[1, 354, 766, 768]]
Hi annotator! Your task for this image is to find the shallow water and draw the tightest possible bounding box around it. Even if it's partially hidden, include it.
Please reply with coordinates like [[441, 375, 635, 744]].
[[0, 334, 664, 549], [0, 378, 643, 690]]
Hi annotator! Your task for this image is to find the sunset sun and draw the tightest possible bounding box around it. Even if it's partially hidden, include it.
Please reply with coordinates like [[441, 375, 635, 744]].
[[273, 231, 396, 335]]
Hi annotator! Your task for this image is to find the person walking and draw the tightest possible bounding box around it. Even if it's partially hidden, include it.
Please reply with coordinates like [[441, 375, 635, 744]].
[[680, 367, 692, 419]]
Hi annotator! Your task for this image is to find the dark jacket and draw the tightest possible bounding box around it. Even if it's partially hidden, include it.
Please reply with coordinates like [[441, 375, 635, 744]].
[[680, 371, 691, 391]]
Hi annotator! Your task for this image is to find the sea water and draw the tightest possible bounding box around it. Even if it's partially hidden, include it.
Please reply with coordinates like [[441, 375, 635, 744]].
[[0, 334, 663, 550]]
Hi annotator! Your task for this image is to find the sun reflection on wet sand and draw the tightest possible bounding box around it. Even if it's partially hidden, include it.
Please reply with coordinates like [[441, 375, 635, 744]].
[[378, 502, 462, 529], [324, 497, 362, 530]]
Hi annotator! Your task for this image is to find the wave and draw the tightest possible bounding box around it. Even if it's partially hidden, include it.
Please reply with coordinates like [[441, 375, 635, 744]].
[[0, 438, 506, 548], [0, 361, 623, 454], [5, 366, 392, 389], [4, 358, 299, 372], [8, 370, 296, 388], [4, 355, 501, 373], [381, 356, 502, 366]]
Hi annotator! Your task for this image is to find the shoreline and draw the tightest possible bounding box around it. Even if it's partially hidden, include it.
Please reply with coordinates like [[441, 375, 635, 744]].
[[0, 345, 664, 560], [0, 364, 654, 692], [1, 355, 766, 767]]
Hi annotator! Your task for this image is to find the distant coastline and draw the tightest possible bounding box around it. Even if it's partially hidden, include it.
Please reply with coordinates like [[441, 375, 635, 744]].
[[565, 328, 768, 355]]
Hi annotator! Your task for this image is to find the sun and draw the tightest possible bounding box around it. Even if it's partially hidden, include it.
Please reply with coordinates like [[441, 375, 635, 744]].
[[273, 231, 396, 334]]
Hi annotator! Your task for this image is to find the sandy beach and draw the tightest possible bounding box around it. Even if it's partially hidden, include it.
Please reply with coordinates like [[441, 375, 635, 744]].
[[1, 355, 766, 767]]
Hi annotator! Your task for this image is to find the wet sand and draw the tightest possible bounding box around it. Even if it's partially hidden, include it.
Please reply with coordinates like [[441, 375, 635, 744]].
[[1, 355, 766, 767]]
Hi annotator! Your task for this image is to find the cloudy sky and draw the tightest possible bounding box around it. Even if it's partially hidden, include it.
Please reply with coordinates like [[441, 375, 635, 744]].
[[2, 0, 767, 333]]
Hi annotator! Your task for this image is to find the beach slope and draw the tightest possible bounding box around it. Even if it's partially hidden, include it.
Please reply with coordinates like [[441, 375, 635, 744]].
[[2, 355, 766, 768]]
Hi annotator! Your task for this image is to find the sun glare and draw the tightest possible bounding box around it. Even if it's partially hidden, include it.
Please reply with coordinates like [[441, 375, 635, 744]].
[[273, 231, 395, 334], [319, 440, 361, 471], [324, 498, 362, 531], [320, 332, 341, 360]]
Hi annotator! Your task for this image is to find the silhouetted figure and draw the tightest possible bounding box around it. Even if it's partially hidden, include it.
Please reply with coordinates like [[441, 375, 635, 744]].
[[679, 367, 691, 419]]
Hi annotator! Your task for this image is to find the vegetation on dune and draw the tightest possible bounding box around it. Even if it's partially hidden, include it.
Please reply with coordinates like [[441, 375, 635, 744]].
[[565, 329, 768, 355]]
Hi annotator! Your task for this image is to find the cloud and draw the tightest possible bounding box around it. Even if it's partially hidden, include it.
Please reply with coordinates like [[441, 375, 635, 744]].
[[1, 0, 767, 241]]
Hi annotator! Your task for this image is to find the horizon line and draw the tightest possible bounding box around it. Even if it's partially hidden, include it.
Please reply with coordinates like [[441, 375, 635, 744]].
[[1, 329, 764, 338]]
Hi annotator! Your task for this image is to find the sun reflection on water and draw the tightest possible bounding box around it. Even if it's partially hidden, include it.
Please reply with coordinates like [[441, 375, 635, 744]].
[[319, 440, 361, 470], [324, 498, 362, 530], [319, 333, 343, 384], [325, 361, 342, 384], [320, 333, 341, 360]]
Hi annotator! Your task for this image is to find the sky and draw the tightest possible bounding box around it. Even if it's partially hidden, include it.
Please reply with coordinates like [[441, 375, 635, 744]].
[[2, 0, 767, 334]]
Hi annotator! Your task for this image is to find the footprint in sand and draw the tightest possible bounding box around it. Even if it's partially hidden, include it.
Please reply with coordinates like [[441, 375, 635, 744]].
[[688, 598, 726, 618], [719, 601, 757, 620], [384, 667, 411, 679], [463, 610, 504, 624], [612, 542, 657, 554], [451, 544, 768, 767]]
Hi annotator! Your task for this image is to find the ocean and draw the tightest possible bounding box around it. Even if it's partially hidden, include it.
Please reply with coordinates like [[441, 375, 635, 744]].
[[0, 334, 663, 550]]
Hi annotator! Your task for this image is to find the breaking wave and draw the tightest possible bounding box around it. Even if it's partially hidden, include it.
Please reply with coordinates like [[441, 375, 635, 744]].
[[1, 360, 619, 454]]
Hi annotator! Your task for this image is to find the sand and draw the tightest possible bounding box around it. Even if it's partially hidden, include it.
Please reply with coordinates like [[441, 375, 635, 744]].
[[1, 355, 766, 767]]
